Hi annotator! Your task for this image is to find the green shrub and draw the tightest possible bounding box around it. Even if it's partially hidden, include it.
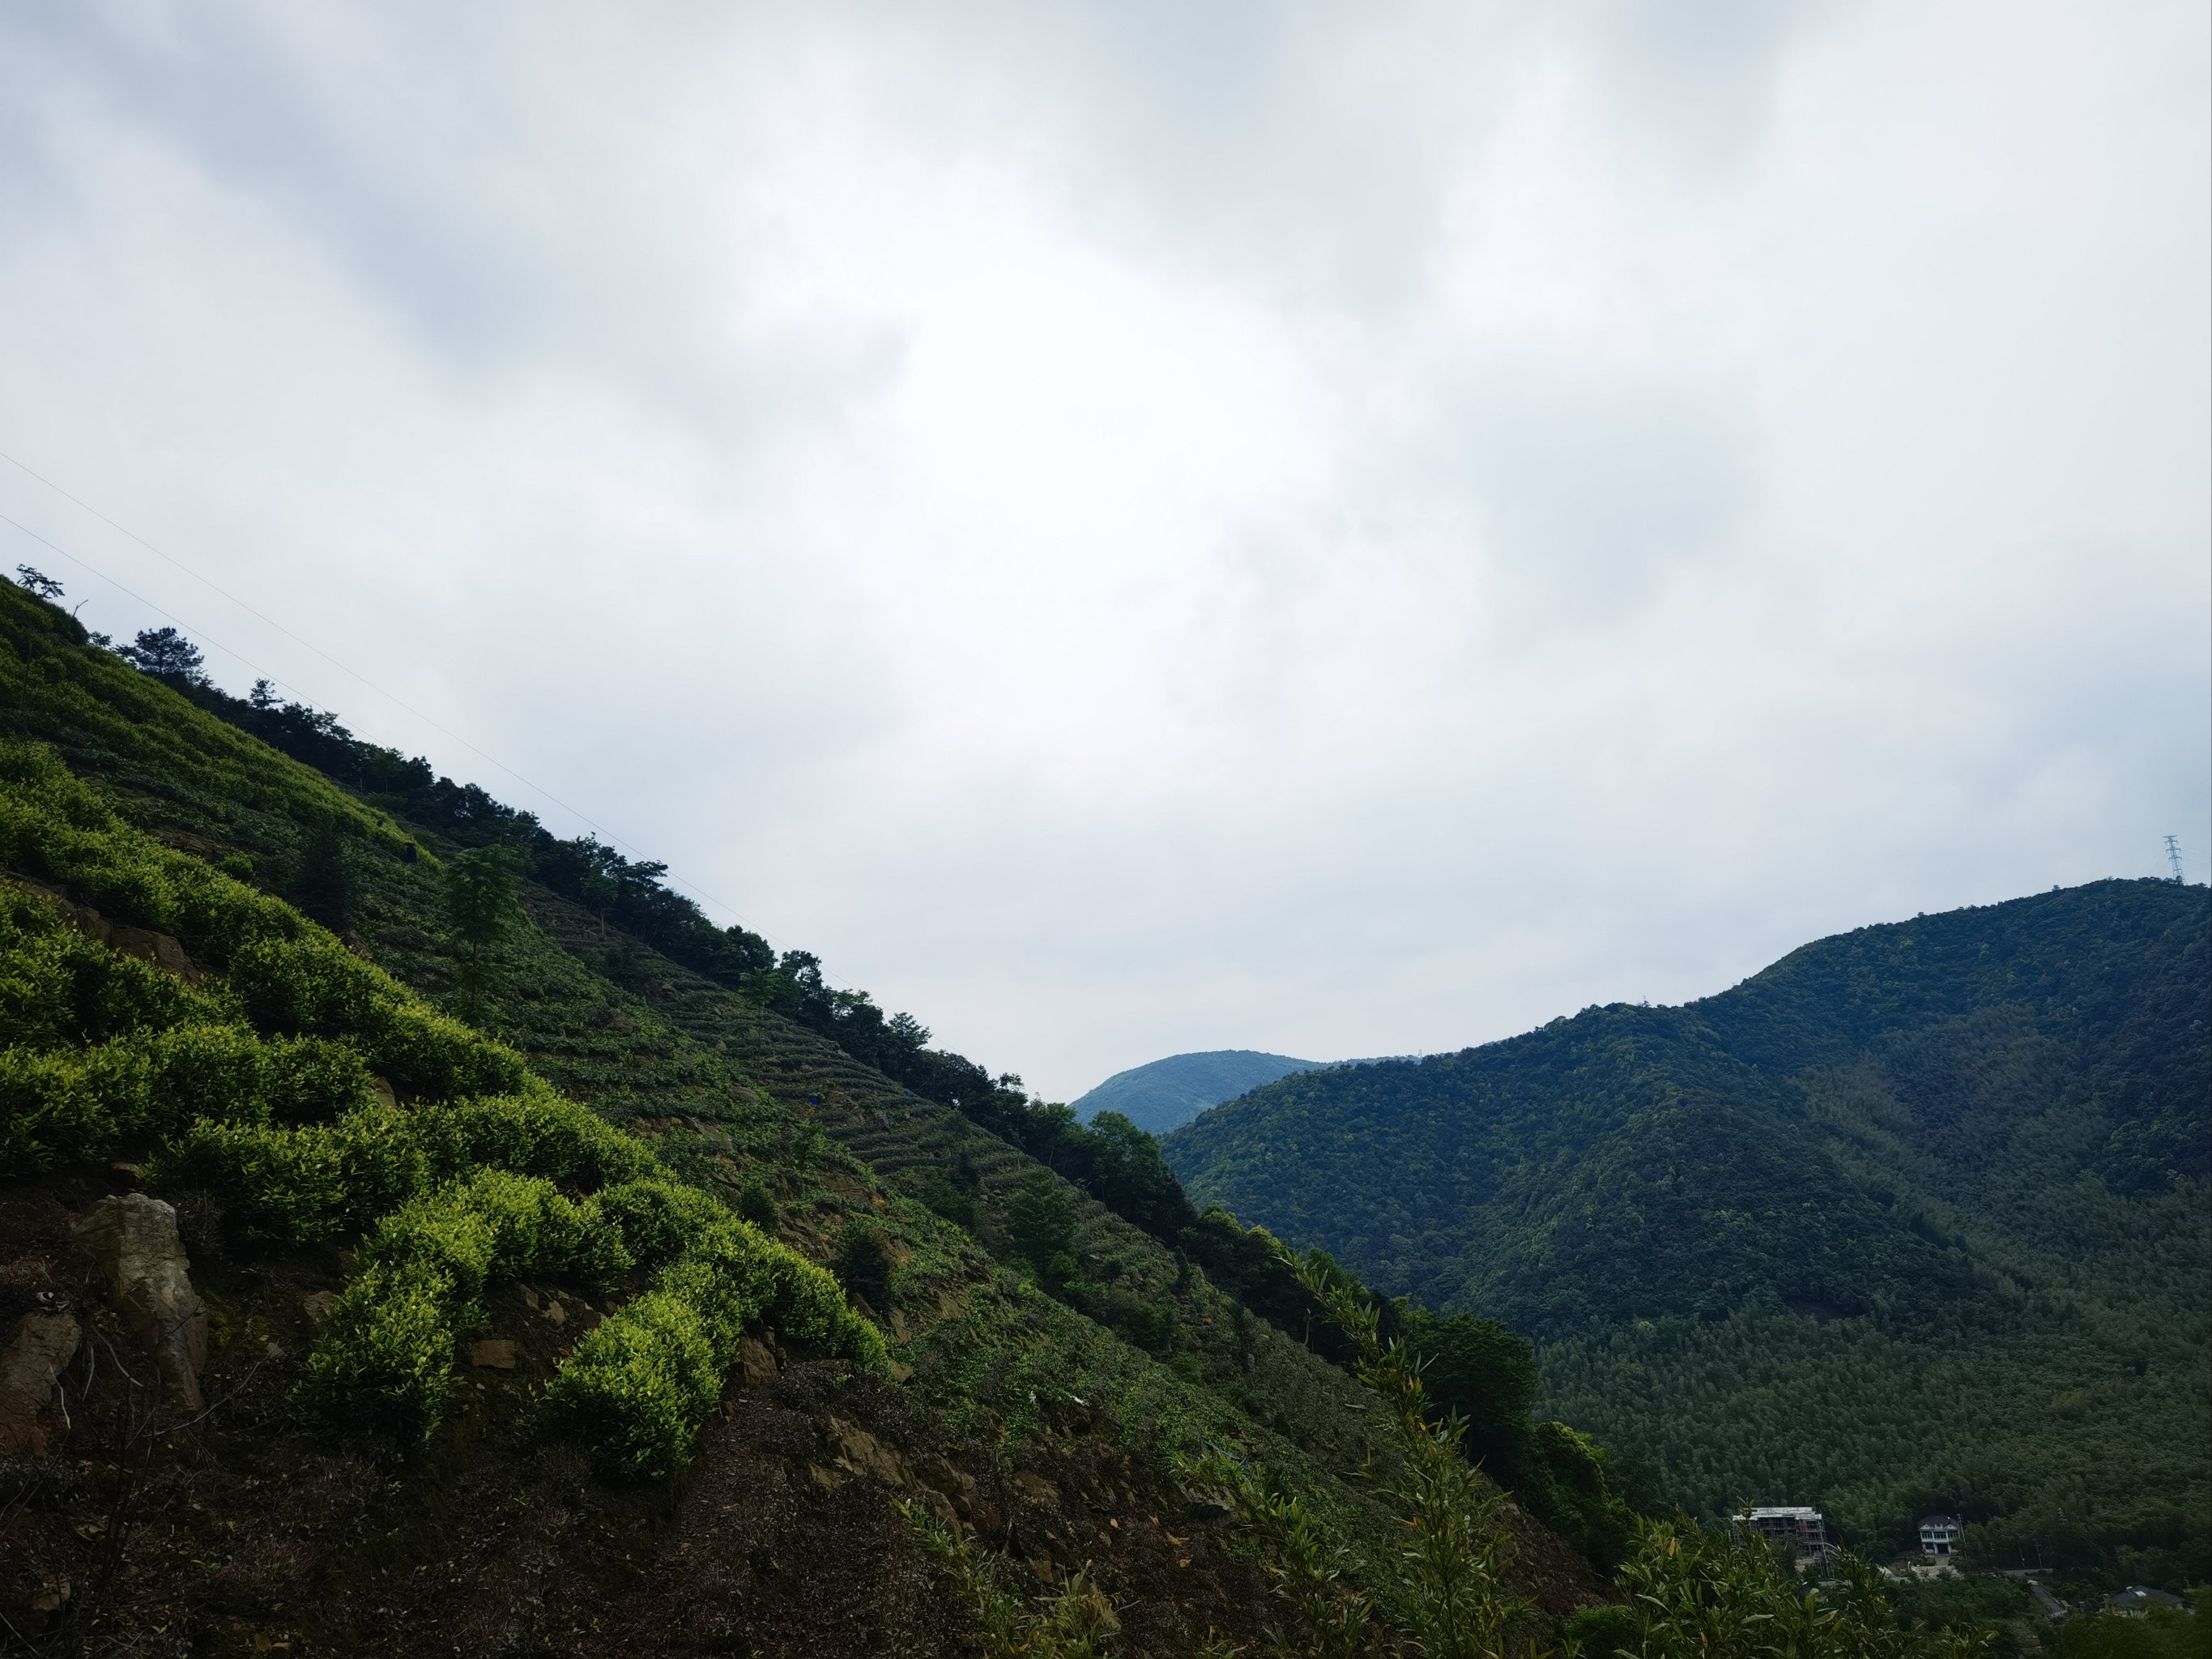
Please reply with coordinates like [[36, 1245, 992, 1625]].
[[159, 1115, 356, 1240], [156, 1102, 449, 1241], [834, 1215, 893, 1307], [155, 1091, 660, 1243], [768, 1241, 886, 1367], [258, 1034, 375, 1122], [302, 1171, 634, 1438], [134, 1023, 272, 1128], [543, 1211, 885, 1477], [135, 1024, 371, 1129], [360, 998, 530, 1099], [444, 1089, 655, 1189], [542, 1291, 721, 1478], [737, 1174, 779, 1234], [598, 1176, 729, 1269], [919, 1175, 976, 1230], [364, 1171, 629, 1316], [0, 891, 230, 1051], [0, 1045, 115, 1172], [0, 741, 295, 960], [301, 1256, 462, 1434]]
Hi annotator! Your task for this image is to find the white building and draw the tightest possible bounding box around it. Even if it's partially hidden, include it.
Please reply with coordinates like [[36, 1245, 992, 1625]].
[[1919, 1516, 1963, 1559]]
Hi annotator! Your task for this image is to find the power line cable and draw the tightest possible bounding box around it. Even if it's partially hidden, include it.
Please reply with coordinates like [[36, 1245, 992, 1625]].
[[0, 456, 777, 943], [1, 510, 310, 698]]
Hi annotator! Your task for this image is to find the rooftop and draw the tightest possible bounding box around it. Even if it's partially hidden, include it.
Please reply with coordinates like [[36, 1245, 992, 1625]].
[[2110, 1587, 2185, 1614]]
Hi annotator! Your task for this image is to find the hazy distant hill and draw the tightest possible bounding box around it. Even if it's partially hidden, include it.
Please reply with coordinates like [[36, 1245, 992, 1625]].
[[1165, 882, 2212, 1574], [1071, 1048, 1324, 1136]]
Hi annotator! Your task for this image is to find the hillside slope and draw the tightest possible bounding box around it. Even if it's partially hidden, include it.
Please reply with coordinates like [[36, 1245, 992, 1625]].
[[1072, 1051, 1323, 1137], [1164, 887, 2212, 1580], [0, 578, 1615, 1654]]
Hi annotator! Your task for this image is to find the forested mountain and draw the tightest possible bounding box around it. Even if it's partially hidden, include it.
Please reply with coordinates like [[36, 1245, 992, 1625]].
[[1072, 1050, 1324, 1137], [1165, 885, 2211, 1584]]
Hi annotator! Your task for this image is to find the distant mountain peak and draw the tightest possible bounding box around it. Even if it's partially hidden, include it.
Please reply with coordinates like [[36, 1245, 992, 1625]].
[[1071, 1048, 1323, 1137]]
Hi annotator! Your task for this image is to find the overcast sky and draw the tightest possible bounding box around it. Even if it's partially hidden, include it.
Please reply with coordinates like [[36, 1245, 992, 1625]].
[[3, 2, 2206, 1100]]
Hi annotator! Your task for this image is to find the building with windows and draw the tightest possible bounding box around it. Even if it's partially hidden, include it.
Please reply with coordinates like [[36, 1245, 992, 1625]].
[[1739, 1507, 1834, 1567], [1918, 1516, 1963, 1559]]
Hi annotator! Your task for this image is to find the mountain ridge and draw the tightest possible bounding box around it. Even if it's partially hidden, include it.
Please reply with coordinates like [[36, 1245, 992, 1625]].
[[1163, 880, 2211, 1576]]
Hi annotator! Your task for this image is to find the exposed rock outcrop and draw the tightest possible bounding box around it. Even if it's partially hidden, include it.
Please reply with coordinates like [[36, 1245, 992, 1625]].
[[0, 1307, 82, 1456], [74, 1194, 207, 1410]]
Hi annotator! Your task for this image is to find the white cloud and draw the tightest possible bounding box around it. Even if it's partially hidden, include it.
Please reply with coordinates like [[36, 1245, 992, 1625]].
[[1, 0, 2203, 1098]]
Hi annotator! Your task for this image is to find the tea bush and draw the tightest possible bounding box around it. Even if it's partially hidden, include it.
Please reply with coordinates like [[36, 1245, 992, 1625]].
[[0, 740, 531, 1104], [2, 739, 884, 1474], [542, 1291, 722, 1477], [596, 1176, 730, 1269], [305, 1169, 633, 1435], [441, 1086, 656, 1189], [545, 1211, 885, 1477], [0, 887, 230, 1049], [0, 1018, 382, 1174], [301, 1256, 459, 1431], [156, 1090, 656, 1242]]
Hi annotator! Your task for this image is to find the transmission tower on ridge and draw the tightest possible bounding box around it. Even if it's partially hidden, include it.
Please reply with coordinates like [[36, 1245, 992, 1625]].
[[2164, 834, 2184, 884]]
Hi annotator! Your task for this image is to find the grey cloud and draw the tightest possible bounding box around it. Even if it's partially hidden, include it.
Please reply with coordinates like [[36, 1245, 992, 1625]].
[[0, 0, 2201, 1102], [1443, 368, 1761, 626]]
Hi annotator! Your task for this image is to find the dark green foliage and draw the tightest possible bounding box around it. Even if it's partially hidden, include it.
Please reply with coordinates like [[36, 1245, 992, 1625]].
[[736, 1173, 778, 1234], [1562, 1601, 1638, 1657], [442, 842, 522, 1017], [834, 1214, 894, 1307], [1405, 1309, 1538, 1436], [442, 844, 522, 946], [1400, 1307, 1632, 1565], [1171, 1207, 1386, 1371], [2050, 1605, 2210, 1659], [1167, 881, 2212, 1580], [1613, 1516, 1995, 1659], [117, 625, 209, 687], [14, 565, 64, 601], [920, 1175, 977, 1230], [1006, 1175, 1081, 1290], [290, 820, 357, 934], [1886, 1577, 2040, 1658], [1082, 1286, 1177, 1353]]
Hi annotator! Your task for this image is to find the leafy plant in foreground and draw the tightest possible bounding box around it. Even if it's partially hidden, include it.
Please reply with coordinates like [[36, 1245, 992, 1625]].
[[899, 1498, 1121, 1658]]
